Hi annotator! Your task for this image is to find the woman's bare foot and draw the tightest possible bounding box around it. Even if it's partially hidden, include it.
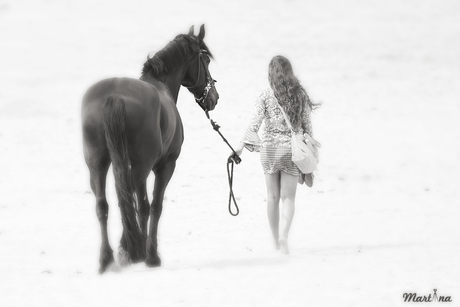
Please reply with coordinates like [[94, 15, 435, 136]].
[[274, 238, 280, 250], [278, 238, 289, 254]]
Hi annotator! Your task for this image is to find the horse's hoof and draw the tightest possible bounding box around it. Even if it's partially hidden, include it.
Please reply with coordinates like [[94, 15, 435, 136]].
[[99, 250, 114, 274], [117, 246, 131, 267], [99, 258, 114, 274], [145, 255, 161, 267], [99, 263, 110, 275]]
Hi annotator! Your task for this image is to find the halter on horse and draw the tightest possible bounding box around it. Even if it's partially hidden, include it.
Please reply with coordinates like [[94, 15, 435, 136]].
[[186, 49, 217, 111]]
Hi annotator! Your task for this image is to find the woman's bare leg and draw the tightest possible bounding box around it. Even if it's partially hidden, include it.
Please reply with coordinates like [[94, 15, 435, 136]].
[[264, 172, 281, 249], [279, 171, 298, 254]]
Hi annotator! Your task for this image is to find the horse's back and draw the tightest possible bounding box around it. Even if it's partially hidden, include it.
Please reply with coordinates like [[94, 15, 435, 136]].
[[82, 77, 160, 116], [82, 77, 183, 168]]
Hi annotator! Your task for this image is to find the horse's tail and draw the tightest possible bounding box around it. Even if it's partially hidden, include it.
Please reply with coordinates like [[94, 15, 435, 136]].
[[102, 95, 145, 263]]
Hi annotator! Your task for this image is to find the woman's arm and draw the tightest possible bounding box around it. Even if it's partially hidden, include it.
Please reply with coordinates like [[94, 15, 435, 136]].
[[239, 91, 267, 154], [234, 142, 246, 156]]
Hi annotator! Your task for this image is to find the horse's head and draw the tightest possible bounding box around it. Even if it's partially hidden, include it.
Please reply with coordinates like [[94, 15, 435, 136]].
[[182, 25, 219, 112]]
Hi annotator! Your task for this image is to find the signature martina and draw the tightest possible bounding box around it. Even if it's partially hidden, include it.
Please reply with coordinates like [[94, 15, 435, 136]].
[[403, 289, 452, 303]]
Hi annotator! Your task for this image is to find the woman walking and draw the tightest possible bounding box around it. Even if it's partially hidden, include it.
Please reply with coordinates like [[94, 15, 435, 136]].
[[234, 55, 320, 254]]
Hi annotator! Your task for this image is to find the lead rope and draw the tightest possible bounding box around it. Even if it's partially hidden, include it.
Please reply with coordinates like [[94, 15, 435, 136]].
[[226, 155, 239, 216], [204, 110, 241, 216]]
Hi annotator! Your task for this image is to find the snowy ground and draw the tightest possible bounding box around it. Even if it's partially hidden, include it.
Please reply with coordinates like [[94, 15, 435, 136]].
[[0, 0, 459, 306]]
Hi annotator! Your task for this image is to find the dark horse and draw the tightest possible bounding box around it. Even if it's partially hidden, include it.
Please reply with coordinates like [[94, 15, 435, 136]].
[[81, 25, 218, 273]]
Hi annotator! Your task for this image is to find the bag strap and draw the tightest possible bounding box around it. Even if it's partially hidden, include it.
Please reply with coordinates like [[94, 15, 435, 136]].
[[276, 101, 295, 133], [277, 102, 320, 162]]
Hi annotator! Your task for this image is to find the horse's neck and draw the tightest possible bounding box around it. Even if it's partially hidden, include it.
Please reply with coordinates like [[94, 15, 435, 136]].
[[140, 68, 183, 103]]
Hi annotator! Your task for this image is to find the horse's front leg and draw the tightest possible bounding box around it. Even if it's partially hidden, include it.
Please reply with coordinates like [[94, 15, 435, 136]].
[[146, 161, 176, 267]]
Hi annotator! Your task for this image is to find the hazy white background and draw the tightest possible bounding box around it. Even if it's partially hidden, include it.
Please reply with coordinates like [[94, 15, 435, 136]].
[[0, 0, 459, 306]]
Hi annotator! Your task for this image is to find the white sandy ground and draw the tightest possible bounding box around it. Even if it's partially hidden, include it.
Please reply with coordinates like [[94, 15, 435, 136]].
[[0, 0, 459, 306]]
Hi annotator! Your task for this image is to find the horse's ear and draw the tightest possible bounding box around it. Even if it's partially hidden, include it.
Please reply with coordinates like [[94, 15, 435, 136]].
[[188, 25, 194, 36], [198, 24, 205, 42]]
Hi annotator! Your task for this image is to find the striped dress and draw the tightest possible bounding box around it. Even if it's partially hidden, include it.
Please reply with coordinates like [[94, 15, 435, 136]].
[[242, 88, 313, 176]]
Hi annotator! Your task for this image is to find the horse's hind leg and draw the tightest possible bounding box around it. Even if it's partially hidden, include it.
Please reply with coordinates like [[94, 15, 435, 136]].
[[118, 164, 150, 265], [88, 160, 113, 274], [146, 161, 176, 267], [119, 181, 149, 264], [136, 182, 150, 238]]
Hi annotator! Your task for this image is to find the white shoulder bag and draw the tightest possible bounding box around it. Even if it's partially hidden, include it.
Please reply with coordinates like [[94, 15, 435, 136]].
[[277, 103, 319, 174]]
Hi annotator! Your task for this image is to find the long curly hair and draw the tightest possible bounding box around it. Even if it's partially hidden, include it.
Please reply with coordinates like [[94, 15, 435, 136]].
[[268, 56, 319, 129]]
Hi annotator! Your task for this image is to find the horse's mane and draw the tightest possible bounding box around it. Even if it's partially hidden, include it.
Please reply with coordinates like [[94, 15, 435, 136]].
[[141, 34, 213, 77]]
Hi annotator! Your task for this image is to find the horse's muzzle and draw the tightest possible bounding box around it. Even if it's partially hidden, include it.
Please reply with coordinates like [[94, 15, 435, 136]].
[[206, 86, 219, 111]]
